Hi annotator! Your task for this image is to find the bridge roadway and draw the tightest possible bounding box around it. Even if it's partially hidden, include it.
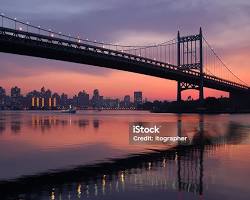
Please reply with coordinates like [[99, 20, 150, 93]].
[[0, 27, 249, 93]]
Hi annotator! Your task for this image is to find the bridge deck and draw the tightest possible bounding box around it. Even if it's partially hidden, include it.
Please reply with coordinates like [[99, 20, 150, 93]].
[[0, 27, 249, 93]]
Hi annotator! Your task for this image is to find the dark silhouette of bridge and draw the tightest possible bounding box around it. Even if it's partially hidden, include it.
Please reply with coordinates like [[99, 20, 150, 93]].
[[0, 14, 249, 103]]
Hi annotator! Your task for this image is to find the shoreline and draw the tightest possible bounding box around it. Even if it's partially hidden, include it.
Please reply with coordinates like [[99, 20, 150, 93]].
[[1, 109, 250, 114], [150, 110, 250, 114]]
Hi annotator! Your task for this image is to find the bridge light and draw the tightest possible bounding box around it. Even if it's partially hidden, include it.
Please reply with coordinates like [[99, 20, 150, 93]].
[[37, 26, 41, 34], [78, 39, 81, 43], [14, 18, 17, 30], [19, 27, 22, 31], [0, 13, 5, 16]]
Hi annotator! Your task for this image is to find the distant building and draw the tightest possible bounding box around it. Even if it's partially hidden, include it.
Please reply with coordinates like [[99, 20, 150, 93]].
[[25, 88, 59, 110], [77, 90, 89, 109], [92, 89, 100, 108], [103, 98, 119, 109], [124, 95, 131, 108], [134, 91, 142, 109], [40, 87, 52, 109], [26, 90, 39, 109], [34, 91, 45, 108], [72, 95, 78, 107], [60, 93, 68, 108], [11, 86, 22, 109], [11, 86, 21, 98], [99, 96, 104, 108], [0, 87, 6, 109], [52, 93, 60, 108]]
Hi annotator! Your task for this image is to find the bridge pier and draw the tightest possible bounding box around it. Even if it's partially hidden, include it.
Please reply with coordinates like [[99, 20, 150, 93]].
[[199, 27, 204, 103], [177, 81, 203, 102], [177, 82, 182, 102]]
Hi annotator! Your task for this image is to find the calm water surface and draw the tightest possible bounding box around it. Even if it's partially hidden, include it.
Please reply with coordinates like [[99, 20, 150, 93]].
[[0, 111, 250, 200]]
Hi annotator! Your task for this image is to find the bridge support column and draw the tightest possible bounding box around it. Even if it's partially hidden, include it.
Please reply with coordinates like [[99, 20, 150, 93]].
[[199, 86, 204, 102], [177, 82, 200, 102], [177, 31, 181, 103], [199, 27, 204, 103], [177, 81, 182, 102]]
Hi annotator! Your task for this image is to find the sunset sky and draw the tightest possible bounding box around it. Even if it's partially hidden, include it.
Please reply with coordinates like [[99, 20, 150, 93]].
[[0, 0, 249, 101]]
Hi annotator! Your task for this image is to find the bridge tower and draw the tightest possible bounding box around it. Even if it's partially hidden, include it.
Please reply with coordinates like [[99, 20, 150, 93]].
[[177, 28, 204, 103]]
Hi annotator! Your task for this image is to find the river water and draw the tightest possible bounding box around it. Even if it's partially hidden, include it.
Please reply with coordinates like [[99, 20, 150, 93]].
[[0, 111, 250, 200]]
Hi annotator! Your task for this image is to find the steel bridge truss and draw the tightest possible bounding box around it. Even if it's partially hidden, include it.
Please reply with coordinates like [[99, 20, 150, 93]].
[[177, 28, 204, 102]]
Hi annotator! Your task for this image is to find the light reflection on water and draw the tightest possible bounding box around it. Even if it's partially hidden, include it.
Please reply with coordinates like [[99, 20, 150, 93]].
[[0, 111, 250, 200]]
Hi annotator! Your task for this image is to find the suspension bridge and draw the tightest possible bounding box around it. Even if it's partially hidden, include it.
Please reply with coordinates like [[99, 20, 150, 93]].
[[0, 14, 249, 103]]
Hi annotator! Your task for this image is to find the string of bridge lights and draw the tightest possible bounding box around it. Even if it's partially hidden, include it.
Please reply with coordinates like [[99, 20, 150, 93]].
[[0, 13, 176, 51]]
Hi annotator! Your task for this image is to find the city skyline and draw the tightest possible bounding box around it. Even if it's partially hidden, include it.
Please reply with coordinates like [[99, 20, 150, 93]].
[[0, 85, 145, 101], [0, 85, 145, 110], [0, 0, 249, 101]]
